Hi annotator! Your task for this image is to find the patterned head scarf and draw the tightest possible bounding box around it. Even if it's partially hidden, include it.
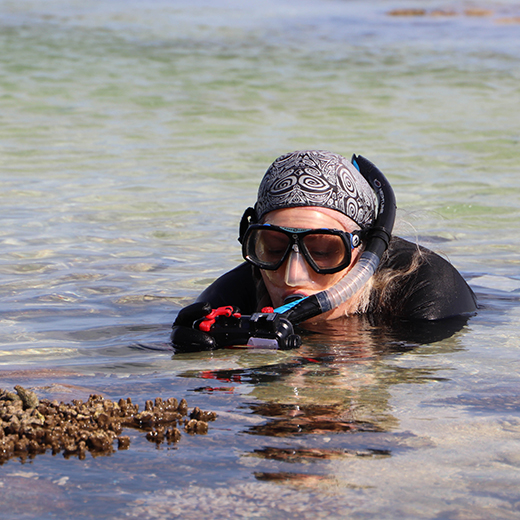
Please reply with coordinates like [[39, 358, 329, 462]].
[[255, 150, 377, 229]]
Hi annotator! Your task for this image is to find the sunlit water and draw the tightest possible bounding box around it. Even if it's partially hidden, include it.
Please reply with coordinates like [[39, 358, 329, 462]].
[[1, 0, 520, 518]]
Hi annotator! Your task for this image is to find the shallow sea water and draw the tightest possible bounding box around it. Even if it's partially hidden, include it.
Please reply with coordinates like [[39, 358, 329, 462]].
[[1, 0, 520, 518]]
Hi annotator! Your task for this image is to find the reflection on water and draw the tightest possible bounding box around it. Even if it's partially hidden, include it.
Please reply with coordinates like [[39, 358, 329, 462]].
[[252, 445, 391, 462], [174, 316, 470, 491], [246, 401, 383, 436]]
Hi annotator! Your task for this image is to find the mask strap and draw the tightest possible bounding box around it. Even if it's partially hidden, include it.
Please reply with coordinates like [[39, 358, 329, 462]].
[[238, 207, 258, 244]]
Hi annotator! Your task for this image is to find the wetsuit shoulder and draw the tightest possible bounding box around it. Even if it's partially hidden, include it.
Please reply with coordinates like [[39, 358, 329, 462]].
[[372, 237, 477, 320], [196, 262, 259, 313]]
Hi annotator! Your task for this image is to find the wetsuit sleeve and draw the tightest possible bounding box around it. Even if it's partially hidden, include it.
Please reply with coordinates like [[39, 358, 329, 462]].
[[195, 262, 259, 314], [377, 237, 477, 320]]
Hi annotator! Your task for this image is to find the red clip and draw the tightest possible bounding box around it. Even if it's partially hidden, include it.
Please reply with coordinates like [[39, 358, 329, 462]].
[[261, 307, 274, 313], [198, 306, 241, 332]]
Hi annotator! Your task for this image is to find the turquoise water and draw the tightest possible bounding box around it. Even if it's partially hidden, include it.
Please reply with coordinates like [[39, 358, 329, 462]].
[[1, 0, 520, 518]]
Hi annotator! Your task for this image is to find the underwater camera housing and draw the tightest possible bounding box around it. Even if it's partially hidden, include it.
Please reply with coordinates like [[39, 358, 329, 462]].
[[195, 306, 302, 350]]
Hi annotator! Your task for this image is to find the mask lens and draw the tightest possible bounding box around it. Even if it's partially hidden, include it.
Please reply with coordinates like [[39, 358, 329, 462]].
[[247, 228, 291, 268], [302, 233, 349, 271]]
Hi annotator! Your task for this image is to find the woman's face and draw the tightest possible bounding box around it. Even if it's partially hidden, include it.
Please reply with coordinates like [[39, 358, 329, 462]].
[[260, 207, 363, 320]]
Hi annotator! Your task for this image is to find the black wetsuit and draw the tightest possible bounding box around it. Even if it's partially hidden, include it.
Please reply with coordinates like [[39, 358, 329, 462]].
[[197, 237, 477, 321]]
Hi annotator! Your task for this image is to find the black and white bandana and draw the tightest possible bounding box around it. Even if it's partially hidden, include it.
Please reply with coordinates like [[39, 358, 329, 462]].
[[255, 150, 377, 229]]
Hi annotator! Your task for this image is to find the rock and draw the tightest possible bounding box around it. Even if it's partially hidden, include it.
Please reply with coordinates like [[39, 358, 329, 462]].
[[14, 385, 39, 409]]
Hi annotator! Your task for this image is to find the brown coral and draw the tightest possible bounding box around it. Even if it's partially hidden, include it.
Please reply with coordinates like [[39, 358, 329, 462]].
[[387, 7, 494, 18], [0, 386, 217, 464], [387, 9, 426, 16]]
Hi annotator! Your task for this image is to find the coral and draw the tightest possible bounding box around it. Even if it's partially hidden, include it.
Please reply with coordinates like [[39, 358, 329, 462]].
[[0, 386, 216, 464]]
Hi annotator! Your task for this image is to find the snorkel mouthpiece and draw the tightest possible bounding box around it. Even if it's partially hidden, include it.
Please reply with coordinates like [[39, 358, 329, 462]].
[[284, 294, 305, 305], [276, 155, 396, 325]]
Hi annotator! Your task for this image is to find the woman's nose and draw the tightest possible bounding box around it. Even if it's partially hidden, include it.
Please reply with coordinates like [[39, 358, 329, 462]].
[[284, 250, 315, 287]]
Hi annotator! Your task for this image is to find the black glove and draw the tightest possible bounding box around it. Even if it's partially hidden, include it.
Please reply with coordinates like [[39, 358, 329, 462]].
[[171, 302, 217, 353]]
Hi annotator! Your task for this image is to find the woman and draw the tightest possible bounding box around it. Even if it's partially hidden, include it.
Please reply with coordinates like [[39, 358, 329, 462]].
[[171, 150, 477, 351]]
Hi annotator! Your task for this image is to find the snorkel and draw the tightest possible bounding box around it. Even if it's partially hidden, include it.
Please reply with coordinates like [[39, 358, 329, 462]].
[[274, 155, 396, 324]]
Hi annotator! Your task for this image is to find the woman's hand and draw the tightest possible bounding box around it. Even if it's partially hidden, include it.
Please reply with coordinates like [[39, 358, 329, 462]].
[[170, 302, 218, 353]]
